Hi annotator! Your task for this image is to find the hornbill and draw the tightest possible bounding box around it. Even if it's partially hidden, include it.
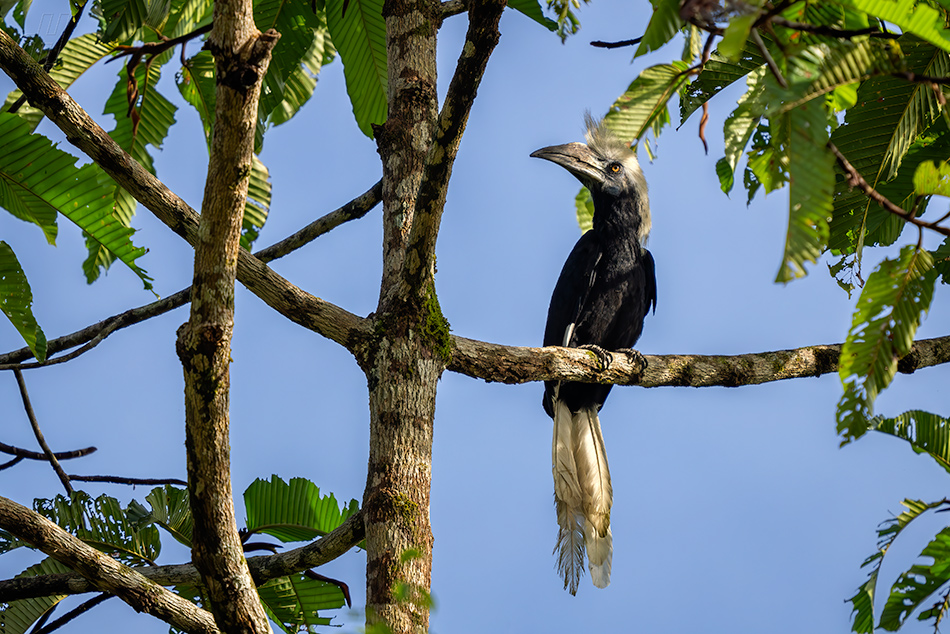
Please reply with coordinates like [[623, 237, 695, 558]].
[[532, 116, 656, 595]]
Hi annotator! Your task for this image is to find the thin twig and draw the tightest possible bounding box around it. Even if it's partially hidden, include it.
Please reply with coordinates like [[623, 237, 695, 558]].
[[31, 593, 113, 634], [0, 441, 96, 460], [891, 71, 950, 85], [751, 28, 786, 88], [590, 37, 643, 49], [69, 475, 187, 486], [829, 142, 950, 238], [13, 369, 73, 494], [0, 182, 382, 370], [0, 456, 25, 470]]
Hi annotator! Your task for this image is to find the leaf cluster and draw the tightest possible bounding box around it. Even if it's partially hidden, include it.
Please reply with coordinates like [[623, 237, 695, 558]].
[[591, 2, 950, 631], [0, 476, 359, 634]]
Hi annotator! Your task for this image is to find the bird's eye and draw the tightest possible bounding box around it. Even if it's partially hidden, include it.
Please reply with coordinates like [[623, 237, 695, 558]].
[[609, 163, 622, 173]]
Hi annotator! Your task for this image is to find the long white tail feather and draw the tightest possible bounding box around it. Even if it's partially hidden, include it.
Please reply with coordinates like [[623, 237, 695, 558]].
[[551, 398, 614, 592], [572, 407, 612, 536], [586, 521, 612, 588]]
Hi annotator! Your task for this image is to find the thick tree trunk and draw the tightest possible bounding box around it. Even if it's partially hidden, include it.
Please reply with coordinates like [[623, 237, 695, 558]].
[[175, 2, 278, 632], [362, 0, 442, 631]]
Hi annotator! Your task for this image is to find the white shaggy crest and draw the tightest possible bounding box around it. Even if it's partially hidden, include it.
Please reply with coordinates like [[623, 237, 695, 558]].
[[583, 113, 651, 242]]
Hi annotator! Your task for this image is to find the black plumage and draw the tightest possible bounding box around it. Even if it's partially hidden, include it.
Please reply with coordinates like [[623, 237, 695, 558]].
[[532, 116, 656, 594]]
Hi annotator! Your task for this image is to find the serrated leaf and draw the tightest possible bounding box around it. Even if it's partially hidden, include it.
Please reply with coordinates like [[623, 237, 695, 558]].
[[635, 0, 684, 59], [244, 475, 359, 543], [604, 61, 692, 145], [829, 37, 947, 261], [880, 527, 950, 629], [255, 0, 323, 129], [258, 573, 346, 633], [837, 246, 936, 441], [680, 40, 768, 125], [0, 558, 71, 634], [326, 0, 386, 137], [0, 241, 46, 361], [177, 49, 216, 145], [871, 410, 950, 474], [848, 498, 950, 632], [242, 154, 270, 249], [0, 114, 152, 289], [95, 0, 148, 44], [719, 66, 769, 194], [2, 33, 113, 131], [267, 9, 336, 127], [574, 187, 593, 233], [776, 101, 834, 282], [139, 485, 193, 547], [33, 491, 161, 564], [833, 0, 950, 54]]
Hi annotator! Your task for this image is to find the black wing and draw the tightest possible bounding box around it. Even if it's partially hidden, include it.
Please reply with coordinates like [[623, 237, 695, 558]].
[[542, 231, 602, 350], [643, 247, 657, 314]]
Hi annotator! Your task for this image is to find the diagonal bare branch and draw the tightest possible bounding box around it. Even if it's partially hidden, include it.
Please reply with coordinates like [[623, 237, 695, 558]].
[[0, 495, 219, 634], [13, 369, 72, 494], [0, 509, 365, 602]]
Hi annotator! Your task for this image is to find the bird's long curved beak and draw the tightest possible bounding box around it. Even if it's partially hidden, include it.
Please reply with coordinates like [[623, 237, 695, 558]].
[[531, 142, 605, 187]]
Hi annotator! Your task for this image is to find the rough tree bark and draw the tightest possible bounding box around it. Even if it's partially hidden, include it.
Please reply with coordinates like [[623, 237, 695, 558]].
[[173, 1, 278, 632]]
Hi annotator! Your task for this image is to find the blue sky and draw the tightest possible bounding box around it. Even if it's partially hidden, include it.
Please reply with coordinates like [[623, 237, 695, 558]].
[[2, 1, 950, 633]]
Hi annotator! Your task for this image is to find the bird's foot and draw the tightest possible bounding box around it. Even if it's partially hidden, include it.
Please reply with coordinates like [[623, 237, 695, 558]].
[[621, 349, 648, 375], [578, 344, 613, 372]]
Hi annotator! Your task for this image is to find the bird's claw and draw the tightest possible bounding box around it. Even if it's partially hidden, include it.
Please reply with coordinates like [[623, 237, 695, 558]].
[[622, 349, 648, 374], [579, 344, 613, 372]]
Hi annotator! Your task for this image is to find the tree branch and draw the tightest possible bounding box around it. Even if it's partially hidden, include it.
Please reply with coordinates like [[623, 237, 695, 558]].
[[30, 592, 113, 634], [68, 475, 187, 486], [0, 495, 220, 634], [447, 334, 950, 387], [13, 369, 72, 494], [0, 29, 369, 352], [405, 0, 506, 294], [0, 509, 365, 602], [0, 441, 96, 461]]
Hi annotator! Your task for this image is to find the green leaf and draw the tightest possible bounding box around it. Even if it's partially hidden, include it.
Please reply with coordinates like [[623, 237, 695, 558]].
[[776, 101, 834, 282], [880, 527, 950, 629], [837, 246, 936, 441], [255, 0, 323, 128], [604, 61, 692, 144], [848, 498, 950, 633], [326, 0, 387, 137], [718, 66, 769, 194], [242, 155, 271, 249], [267, 13, 336, 127], [2, 33, 113, 131], [258, 573, 347, 633], [680, 38, 768, 125], [0, 558, 71, 634], [833, 0, 950, 54], [913, 158, 950, 196], [0, 241, 46, 361], [718, 11, 759, 62], [134, 485, 194, 547], [0, 114, 152, 289], [34, 491, 161, 564], [634, 0, 684, 59], [244, 475, 359, 543], [871, 410, 950, 474], [574, 187, 593, 233], [506, 0, 557, 31], [828, 38, 947, 260], [95, 0, 148, 44], [177, 49, 216, 145]]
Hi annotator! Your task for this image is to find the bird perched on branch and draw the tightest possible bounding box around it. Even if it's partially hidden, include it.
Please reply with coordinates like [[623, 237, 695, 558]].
[[532, 115, 656, 594]]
